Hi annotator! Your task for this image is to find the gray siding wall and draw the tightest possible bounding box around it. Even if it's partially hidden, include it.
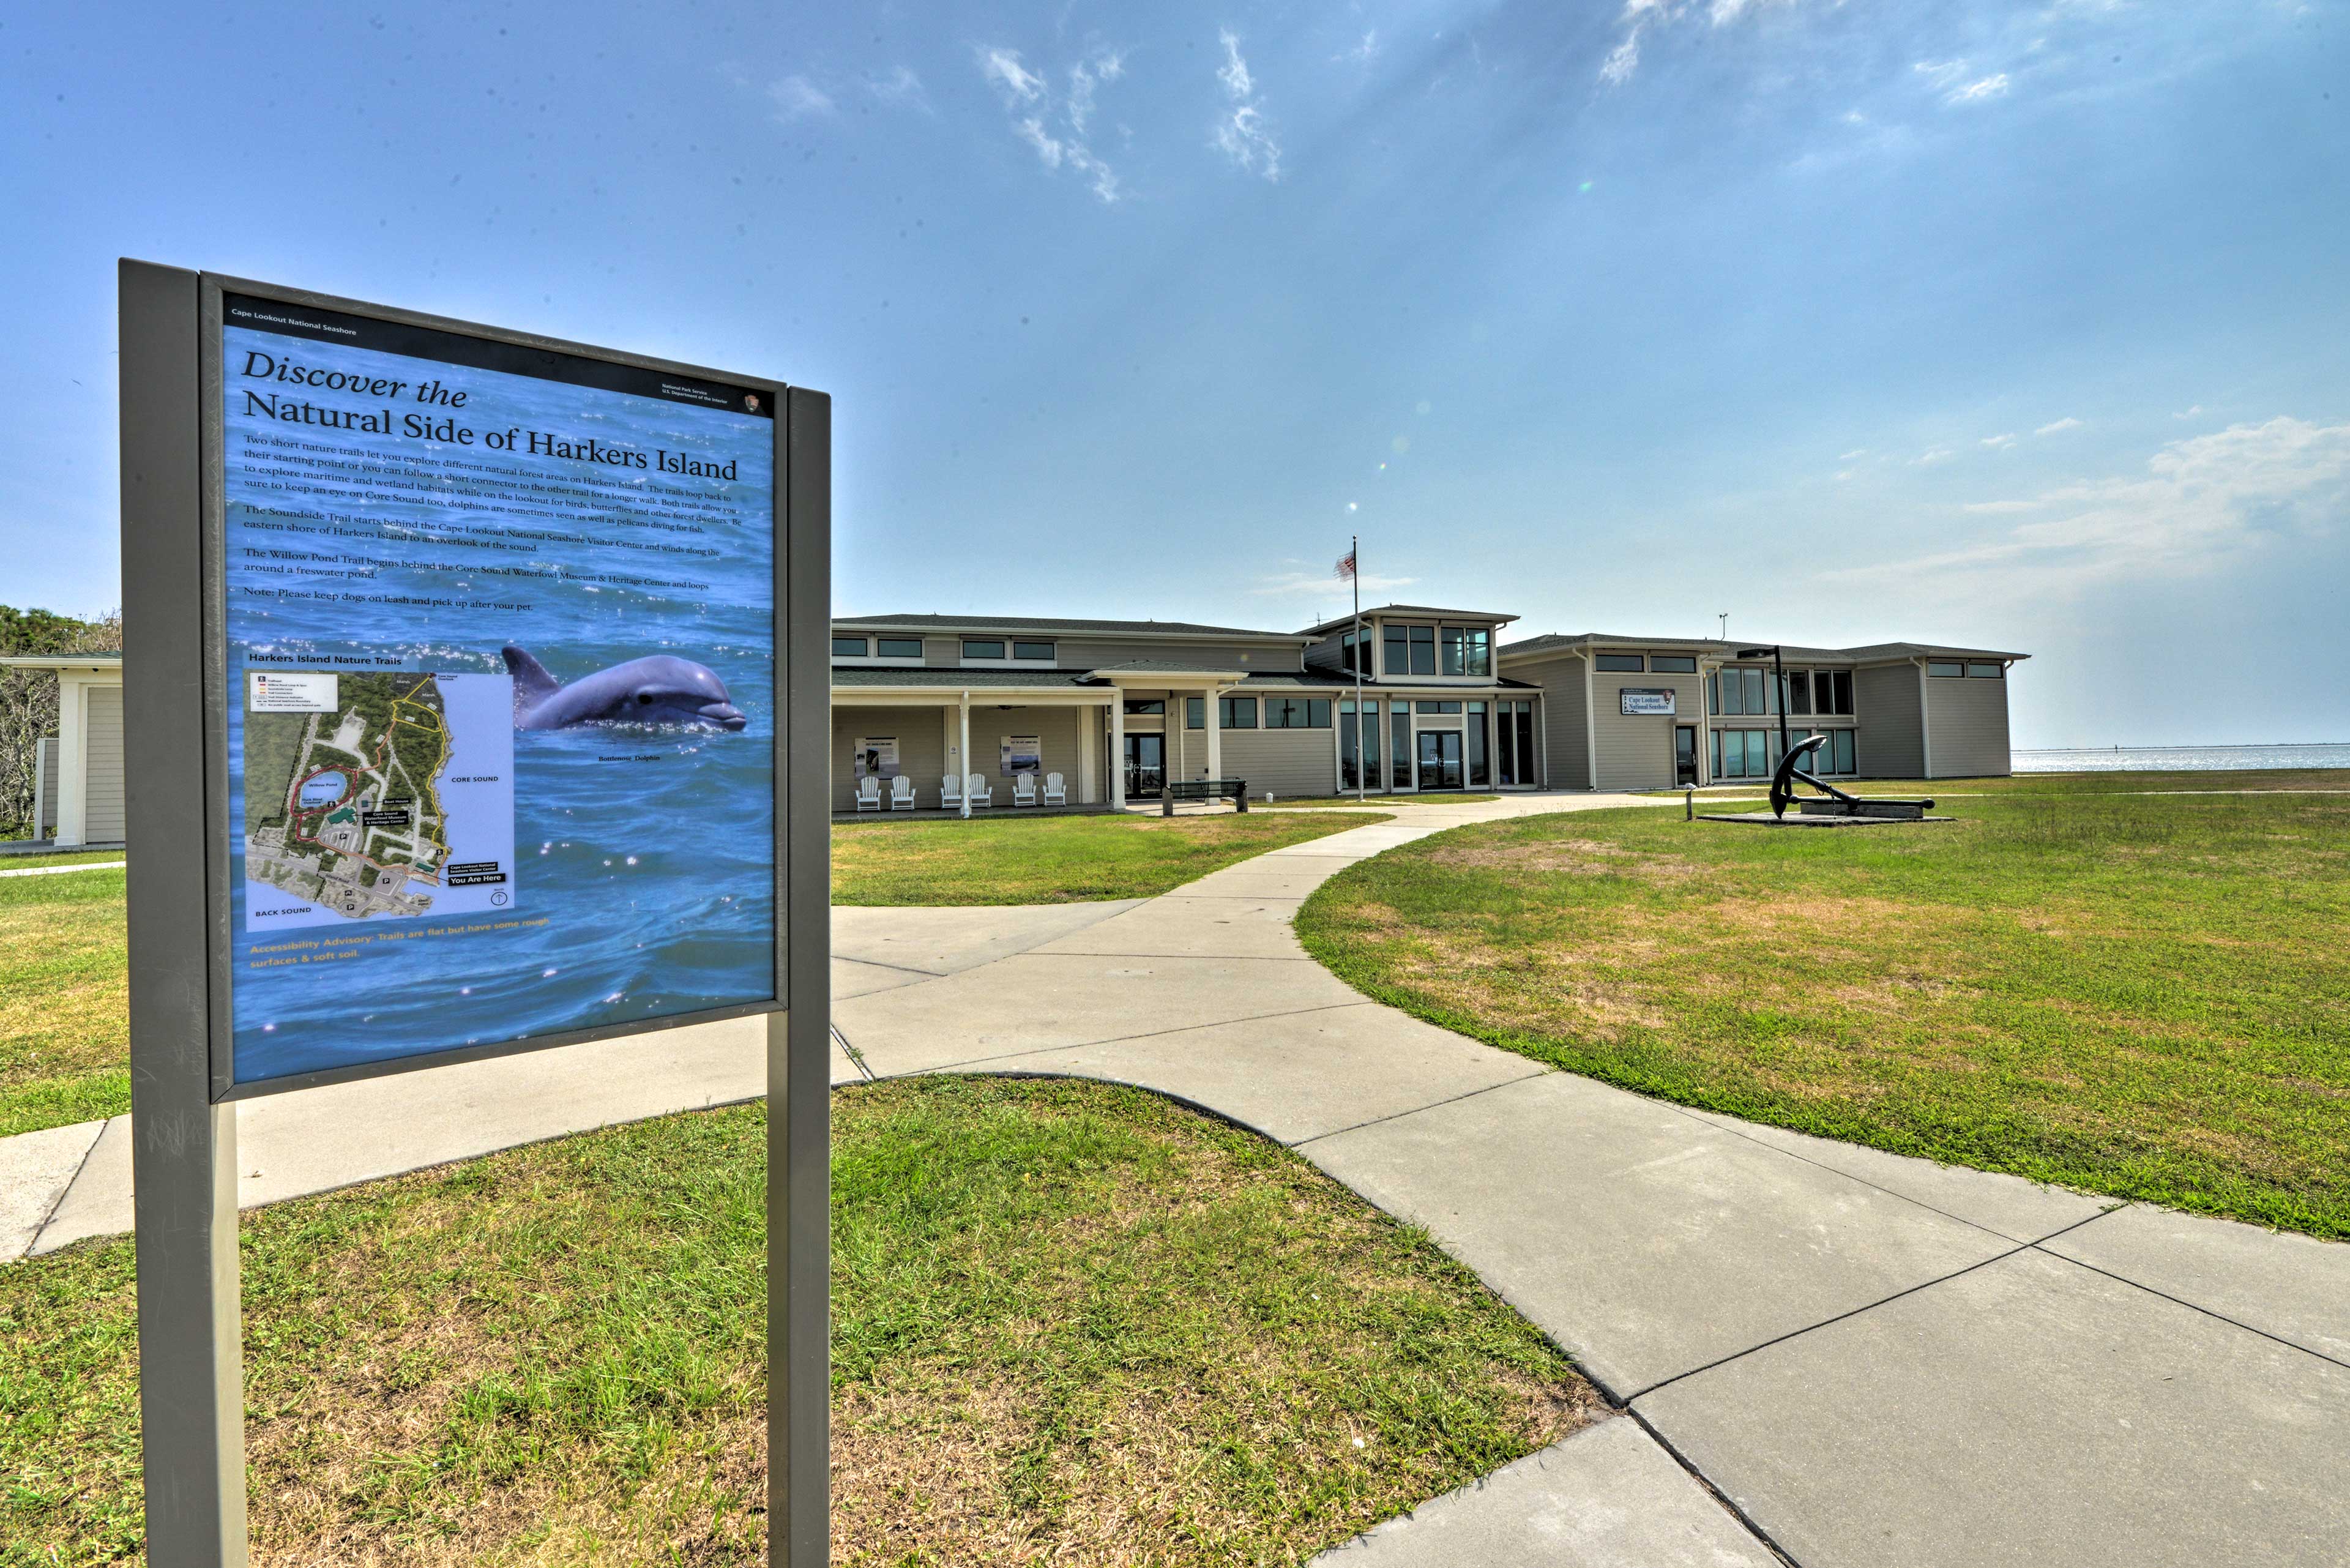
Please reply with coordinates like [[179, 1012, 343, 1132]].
[[83, 683, 125, 842], [1507, 652, 1589, 788], [835, 703, 1095, 810], [834, 705, 952, 812], [1925, 674, 2012, 778], [37, 735, 58, 838], [1589, 670, 1703, 791], [1217, 725, 1338, 799], [1854, 665, 1923, 779]]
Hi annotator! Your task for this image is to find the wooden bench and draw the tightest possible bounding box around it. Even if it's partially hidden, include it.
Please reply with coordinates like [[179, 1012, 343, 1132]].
[[1160, 779, 1250, 816]]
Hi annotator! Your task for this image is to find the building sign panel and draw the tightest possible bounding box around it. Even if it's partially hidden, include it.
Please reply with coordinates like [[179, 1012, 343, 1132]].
[[852, 736, 900, 779], [1621, 688, 1677, 716], [1000, 733, 1042, 775], [219, 291, 779, 1088]]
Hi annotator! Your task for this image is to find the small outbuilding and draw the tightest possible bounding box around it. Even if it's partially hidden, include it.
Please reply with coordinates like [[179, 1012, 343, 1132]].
[[3, 653, 125, 848]]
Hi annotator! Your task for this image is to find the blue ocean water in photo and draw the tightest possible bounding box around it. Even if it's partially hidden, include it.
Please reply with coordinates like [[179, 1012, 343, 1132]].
[[223, 322, 777, 1085], [2013, 744, 2350, 773]]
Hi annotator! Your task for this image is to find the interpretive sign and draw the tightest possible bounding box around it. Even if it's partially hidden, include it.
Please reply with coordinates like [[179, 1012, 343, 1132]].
[[1621, 688, 1677, 717], [217, 291, 781, 1088], [121, 263, 832, 1568], [1000, 733, 1042, 776], [852, 736, 900, 780]]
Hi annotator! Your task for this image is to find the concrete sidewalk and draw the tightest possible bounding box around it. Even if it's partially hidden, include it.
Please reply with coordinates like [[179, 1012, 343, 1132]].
[[6, 789, 2346, 1564]]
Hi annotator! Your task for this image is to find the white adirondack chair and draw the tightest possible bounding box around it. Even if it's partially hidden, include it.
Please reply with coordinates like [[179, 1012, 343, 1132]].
[[939, 774, 963, 810], [966, 772, 994, 809], [1042, 771, 1067, 807], [1012, 774, 1038, 807], [889, 775, 917, 811], [854, 775, 882, 812]]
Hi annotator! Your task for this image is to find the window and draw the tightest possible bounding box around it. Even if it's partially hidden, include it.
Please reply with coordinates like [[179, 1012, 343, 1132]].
[[1828, 671, 1854, 715], [1220, 695, 1257, 728], [1928, 660, 1964, 678], [1438, 625, 1492, 676], [1264, 697, 1332, 728], [962, 638, 1006, 659], [1414, 700, 1462, 714], [1012, 640, 1055, 661], [1185, 697, 1205, 730], [1390, 707, 1412, 788], [876, 637, 922, 659], [1836, 730, 1857, 774], [1409, 624, 1436, 676], [1341, 630, 1365, 673], [1743, 667, 1769, 714], [1967, 662, 2004, 679], [1788, 670, 1813, 716], [1596, 653, 1644, 673], [1123, 699, 1164, 716], [1707, 673, 1723, 715], [1651, 654, 1697, 674], [1467, 702, 1490, 786], [1382, 624, 1409, 674], [832, 635, 868, 657]]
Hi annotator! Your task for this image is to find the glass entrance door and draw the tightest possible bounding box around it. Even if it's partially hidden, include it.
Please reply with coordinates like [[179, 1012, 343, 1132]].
[[1675, 725, 1698, 786], [1416, 730, 1464, 790], [1123, 733, 1165, 797]]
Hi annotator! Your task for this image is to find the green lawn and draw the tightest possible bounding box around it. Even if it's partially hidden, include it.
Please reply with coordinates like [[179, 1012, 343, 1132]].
[[1266, 795, 1499, 808], [1297, 793, 2350, 1239], [0, 864, 128, 1138], [2, 1078, 1597, 1566], [833, 811, 1388, 906], [0, 849, 129, 870]]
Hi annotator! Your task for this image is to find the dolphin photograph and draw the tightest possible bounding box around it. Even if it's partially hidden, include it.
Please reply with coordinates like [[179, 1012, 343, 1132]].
[[502, 644, 750, 731]]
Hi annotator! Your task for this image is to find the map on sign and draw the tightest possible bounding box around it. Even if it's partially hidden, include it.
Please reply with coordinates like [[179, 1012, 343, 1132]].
[[242, 670, 517, 932]]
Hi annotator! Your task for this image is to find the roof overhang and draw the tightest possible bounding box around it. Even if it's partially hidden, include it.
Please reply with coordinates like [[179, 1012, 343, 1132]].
[[0, 654, 123, 672]]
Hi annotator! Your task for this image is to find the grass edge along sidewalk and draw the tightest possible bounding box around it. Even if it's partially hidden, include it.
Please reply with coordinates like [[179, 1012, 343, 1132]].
[[833, 809, 1391, 906], [2, 1078, 1600, 1567], [1295, 794, 2350, 1240], [0, 861, 125, 1140]]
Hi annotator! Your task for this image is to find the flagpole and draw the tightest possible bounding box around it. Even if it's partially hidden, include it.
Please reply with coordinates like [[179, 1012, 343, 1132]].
[[1351, 534, 1364, 802]]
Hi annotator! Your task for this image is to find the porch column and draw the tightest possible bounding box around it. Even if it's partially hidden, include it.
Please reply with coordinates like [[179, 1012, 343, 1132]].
[[56, 672, 89, 847], [958, 696, 971, 819], [1110, 698, 1126, 809], [1203, 686, 1223, 785], [1078, 703, 1100, 804]]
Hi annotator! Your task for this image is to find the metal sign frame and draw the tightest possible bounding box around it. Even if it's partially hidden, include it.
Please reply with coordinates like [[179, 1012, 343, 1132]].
[[119, 259, 832, 1567]]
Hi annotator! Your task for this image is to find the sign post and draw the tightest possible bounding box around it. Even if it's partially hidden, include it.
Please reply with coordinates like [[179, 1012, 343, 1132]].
[[118, 260, 830, 1567]]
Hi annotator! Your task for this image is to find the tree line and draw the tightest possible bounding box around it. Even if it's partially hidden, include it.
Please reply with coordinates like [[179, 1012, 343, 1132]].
[[1, 605, 121, 839]]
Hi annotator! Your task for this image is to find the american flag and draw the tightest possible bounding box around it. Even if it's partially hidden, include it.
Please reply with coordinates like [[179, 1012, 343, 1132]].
[[1336, 547, 1356, 580]]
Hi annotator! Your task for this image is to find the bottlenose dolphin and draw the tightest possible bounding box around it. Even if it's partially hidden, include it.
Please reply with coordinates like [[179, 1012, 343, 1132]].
[[502, 644, 748, 731]]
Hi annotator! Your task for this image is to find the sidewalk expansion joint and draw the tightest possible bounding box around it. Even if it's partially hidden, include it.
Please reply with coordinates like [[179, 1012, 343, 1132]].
[[1624, 1206, 2117, 1405], [1289, 1069, 1554, 1149], [1014, 951, 1316, 963], [2023, 1230, 2350, 1375], [1655, 1097, 2120, 1247], [1625, 1407, 1807, 1568], [831, 1024, 876, 1082], [26, 1118, 113, 1260], [835, 954, 955, 981]]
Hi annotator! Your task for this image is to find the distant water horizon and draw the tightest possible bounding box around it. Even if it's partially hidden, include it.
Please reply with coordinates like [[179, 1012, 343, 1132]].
[[2013, 743, 2350, 773]]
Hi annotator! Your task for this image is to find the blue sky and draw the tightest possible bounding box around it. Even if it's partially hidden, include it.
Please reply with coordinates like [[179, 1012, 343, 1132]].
[[4, 1, 2344, 745]]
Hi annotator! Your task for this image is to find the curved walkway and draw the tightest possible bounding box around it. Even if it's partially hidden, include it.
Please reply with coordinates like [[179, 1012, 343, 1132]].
[[834, 794, 2350, 1568], [7, 792, 2345, 1564]]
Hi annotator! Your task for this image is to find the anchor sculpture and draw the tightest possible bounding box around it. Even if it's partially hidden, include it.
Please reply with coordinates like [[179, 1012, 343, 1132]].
[[1769, 733, 1936, 821]]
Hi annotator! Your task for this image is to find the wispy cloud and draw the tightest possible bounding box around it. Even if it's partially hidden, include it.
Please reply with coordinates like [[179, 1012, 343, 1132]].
[[1948, 72, 2011, 103], [1212, 30, 1281, 181], [976, 45, 1124, 203], [1338, 30, 1379, 65], [2175, 404, 2205, 419], [769, 74, 835, 121], [865, 65, 930, 113], [1603, 0, 1816, 86], [1982, 432, 2018, 450], [2035, 417, 2084, 436], [1916, 446, 1955, 465], [1838, 417, 2350, 598]]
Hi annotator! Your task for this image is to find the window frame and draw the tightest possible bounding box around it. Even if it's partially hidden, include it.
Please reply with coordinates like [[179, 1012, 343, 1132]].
[[875, 637, 923, 660], [1966, 662, 2004, 679], [1185, 696, 1206, 730], [1595, 652, 1645, 673], [1649, 654, 1697, 674], [832, 635, 868, 659], [1927, 661, 1965, 678], [1219, 695, 1259, 729], [1122, 698, 1166, 717], [1011, 640, 1056, 662], [1408, 624, 1437, 676], [961, 638, 1008, 660]]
